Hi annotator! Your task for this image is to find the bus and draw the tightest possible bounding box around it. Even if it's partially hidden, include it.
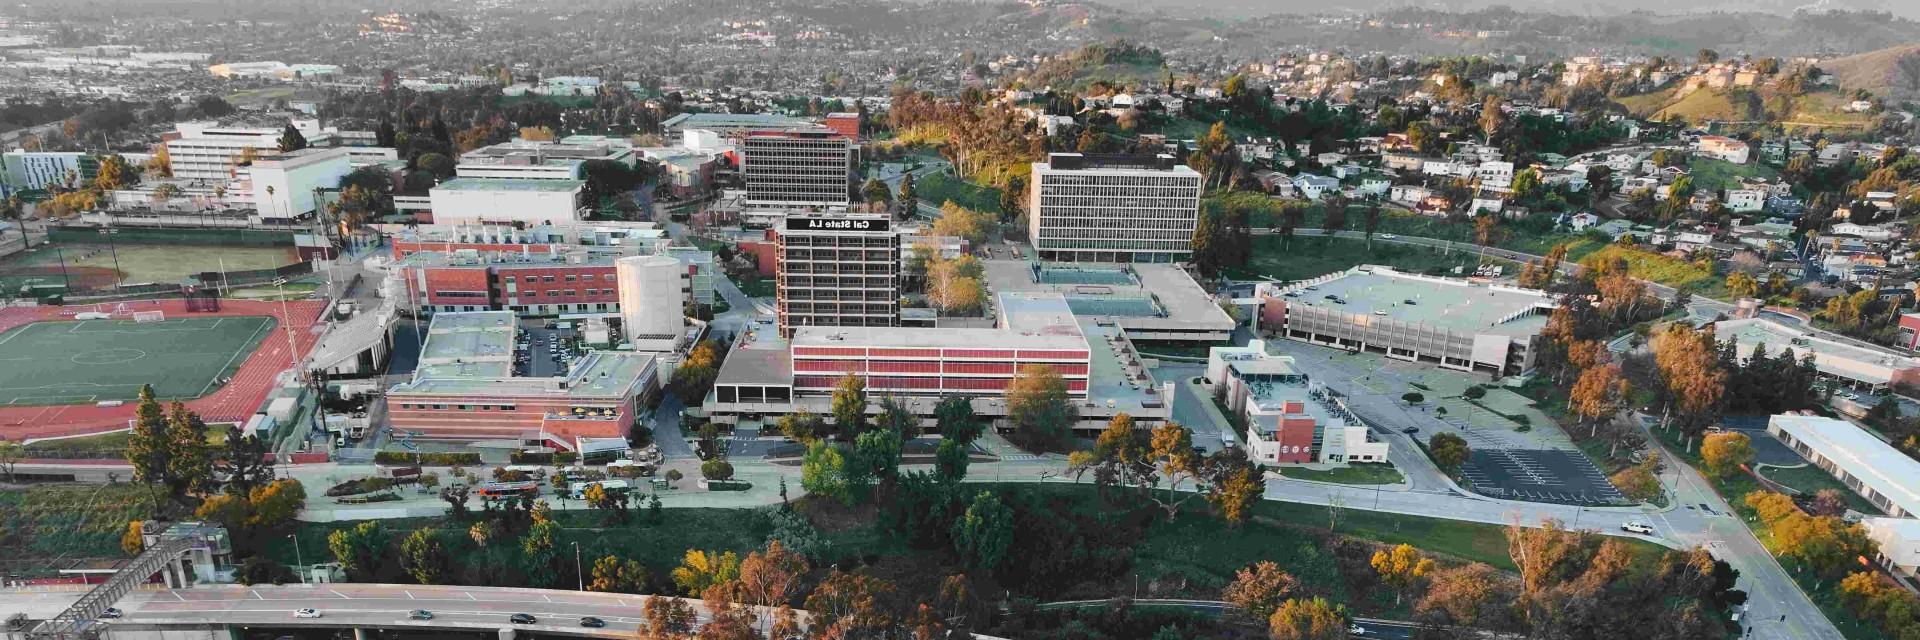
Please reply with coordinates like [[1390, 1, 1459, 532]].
[[475, 481, 540, 499]]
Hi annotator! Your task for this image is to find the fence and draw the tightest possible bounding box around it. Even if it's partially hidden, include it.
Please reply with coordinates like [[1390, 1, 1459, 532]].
[[49, 225, 298, 247]]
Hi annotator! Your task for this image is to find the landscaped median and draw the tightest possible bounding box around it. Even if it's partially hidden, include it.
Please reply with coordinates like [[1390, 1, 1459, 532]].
[[1274, 463, 1405, 486]]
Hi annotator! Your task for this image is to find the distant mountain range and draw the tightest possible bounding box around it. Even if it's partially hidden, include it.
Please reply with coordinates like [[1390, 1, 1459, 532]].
[[1086, 0, 1920, 20]]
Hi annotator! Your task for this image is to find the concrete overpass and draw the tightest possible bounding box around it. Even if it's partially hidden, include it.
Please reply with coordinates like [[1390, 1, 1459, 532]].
[[4, 584, 721, 640]]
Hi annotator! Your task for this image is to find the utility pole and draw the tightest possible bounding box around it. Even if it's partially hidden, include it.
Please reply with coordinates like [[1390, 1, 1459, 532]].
[[287, 534, 305, 584], [572, 542, 584, 591]]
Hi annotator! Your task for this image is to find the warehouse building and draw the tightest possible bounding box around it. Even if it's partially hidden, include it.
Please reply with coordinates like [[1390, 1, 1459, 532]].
[[1769, 414, 1920, 519], [1255, 266, 1556, 376]]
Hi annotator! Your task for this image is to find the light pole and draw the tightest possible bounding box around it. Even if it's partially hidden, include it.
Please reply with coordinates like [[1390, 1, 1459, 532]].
[[572, 542, 584, 591], [287, 534, 305, 584]]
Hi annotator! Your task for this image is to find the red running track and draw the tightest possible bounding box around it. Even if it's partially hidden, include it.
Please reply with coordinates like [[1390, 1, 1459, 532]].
[[0, 298, 327, 441]]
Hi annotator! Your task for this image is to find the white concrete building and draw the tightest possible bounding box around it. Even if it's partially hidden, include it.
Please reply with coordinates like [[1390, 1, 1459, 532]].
[[1026, 153, 1202, 263], [427, 178, 585, 226], [0, 151, 95, 196], [456, 140, 637, 181], [244, 147, 351, 220], [1769, 414, 1920, 518], [165, 119, 336, 182], [1694, 135, 1752, 164], [776, 212, 901, 335], [1724, 189, 1766, 213], [1864, 517, 1920, 580]]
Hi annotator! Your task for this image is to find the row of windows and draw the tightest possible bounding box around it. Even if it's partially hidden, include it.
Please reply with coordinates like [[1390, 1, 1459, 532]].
[[396, 403, 520, 411], [504, 274, 616, 283]]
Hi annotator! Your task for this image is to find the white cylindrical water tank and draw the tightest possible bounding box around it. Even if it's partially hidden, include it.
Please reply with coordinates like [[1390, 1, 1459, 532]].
[[617, 255, 685, 349]]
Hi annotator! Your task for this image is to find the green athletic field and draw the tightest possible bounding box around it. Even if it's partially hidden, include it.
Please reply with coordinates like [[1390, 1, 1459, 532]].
[[0, 316, 276, 405]]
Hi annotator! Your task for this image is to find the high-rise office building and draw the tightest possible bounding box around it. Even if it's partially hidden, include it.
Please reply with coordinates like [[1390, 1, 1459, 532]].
[[1027, 153, 1203, 263], [741, 131, 855, 207], [776, 213, 899, 335]]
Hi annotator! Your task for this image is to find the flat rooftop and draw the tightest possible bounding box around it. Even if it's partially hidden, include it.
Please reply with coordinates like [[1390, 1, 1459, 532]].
[[717, 319, 794, 387], [434, 177, 584, 192], [982, 260, 1235, 336], [415, 311, 516, 378], [393, 311, 654, 399], [1771, 414, 1920, 516], [790, 293, 1087, 351], [662, 113, 821, 129], [1713, 318, 1920, 385], [1280, 266, 1554, 336]]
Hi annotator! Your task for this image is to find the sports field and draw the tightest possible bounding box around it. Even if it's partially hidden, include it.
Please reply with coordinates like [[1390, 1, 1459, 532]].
[[0, 315, 276, 405]]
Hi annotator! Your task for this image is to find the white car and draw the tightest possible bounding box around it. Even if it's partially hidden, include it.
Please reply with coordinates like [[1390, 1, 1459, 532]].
[[293, 608, 322, 619], [1349, 624, 1368, 636], [1622, 521, 1655, 535], [1378, 234, 1398, 240]]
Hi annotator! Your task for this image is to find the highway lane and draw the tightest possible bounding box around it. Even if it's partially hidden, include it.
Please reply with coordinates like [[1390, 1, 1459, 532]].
[[105, 584, 713, 637]]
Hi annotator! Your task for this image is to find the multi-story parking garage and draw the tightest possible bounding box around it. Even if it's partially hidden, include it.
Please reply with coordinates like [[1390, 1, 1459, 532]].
[[1254, 266, 1556, 376]]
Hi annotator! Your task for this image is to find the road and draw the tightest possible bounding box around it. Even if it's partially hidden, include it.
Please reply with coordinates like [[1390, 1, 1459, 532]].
[[70, 583, 717, 637], [1035, 599, 1417, 639]]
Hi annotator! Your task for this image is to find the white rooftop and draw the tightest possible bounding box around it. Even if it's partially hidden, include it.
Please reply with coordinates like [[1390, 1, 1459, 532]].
[[1770, 414, 1920, 517]]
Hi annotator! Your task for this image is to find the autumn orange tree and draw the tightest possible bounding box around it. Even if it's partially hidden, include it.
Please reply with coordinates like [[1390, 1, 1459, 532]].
[[1652, 323, 1726, 446], [1568, 363, 1630, 437]]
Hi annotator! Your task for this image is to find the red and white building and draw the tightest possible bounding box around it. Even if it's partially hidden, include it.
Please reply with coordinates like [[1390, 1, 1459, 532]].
[[707, 293, 1170, 433], [385, 312, 660, 449], [1206, 341, 1388, 465]]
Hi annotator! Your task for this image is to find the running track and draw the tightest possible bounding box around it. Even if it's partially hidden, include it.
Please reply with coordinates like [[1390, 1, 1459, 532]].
[[0, 298, 326, 441]]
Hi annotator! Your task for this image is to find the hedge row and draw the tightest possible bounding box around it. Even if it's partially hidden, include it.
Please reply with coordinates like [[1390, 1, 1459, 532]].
[[374, 451, 481, 466], [508, 451, 580, 465]]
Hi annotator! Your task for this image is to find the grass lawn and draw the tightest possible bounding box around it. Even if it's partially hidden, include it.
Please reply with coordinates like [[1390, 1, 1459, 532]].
[[0, 316, 275, 404], [21, 425, 225, 454], [0, 242, 297, 290], [1276, 463, 1404, 485], [0, 484, 156, 571], [1578, 243, 1727, 297], [734, 274, 776, 298], [1227, 235, 1511, 282], [1205, 191, 1587, 260], [1757, 464, 1882, 515], [1686, 158, 1780, 195], [915, 172, 1003, 215]]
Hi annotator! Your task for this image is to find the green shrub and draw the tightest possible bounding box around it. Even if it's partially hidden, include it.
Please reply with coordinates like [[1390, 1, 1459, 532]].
[[375, 451, 480, 466]]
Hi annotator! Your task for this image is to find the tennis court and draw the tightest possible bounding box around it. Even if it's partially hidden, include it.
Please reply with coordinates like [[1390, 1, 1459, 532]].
[[0, 315, 276, 405]]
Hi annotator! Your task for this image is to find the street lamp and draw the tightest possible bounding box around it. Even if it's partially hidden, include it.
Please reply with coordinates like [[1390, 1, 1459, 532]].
[[287, 534, 305, 584], [572, 541, 584, 591]]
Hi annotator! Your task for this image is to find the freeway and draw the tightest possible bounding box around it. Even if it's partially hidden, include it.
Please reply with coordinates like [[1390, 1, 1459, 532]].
[[29, 584, 718, 638]]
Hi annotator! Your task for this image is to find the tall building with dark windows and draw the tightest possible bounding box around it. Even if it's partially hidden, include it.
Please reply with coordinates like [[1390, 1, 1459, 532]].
[[1027, 153, 1202, 263], [776, 213, 900, 335], [741, 130, 856, 208]]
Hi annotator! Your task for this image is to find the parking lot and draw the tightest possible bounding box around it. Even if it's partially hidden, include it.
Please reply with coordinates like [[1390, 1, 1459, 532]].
[[516, 323, 583, 378], [1460, 448, 1630, 505]]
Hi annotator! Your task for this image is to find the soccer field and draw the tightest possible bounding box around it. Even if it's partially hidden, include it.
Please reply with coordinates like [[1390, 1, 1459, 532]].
[[0, 316, 276, 405]]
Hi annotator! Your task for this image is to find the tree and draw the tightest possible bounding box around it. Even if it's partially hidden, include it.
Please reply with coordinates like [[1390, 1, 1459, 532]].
[[805, 569, 898, 636], [520, 521, 560, 585], [416, 152, 455, 180], [588, 555, 649, 593], [1416, 563, 1502, 628], [801, 441, 850, 504], [862, 178, 892, 204], [935, 395, 984, 444], [217, 424, 274, 496], [1428, 432, 1470, 472], [1361, 205, 1383, 249], [277, 124, 308, 152], [327, 521, 388, 581], [701, 459, 735, 482], [736, 540, 810, 607], [1654, 324, 1726, 440], [849, 426, 904, 494], [672, 340, 722, 405], [1569, 363, 1629, 436], [1146, 422, 1202, 520], [639, 596, 697, 640], [951, 491, 1013, 571], [399, 528, 450, 584], [1401, 392, 1424, 405], [931, 202, 993, 245], [247, 479, 306, 529], [1223, 561, 1298, 620], [163, 402, 212, 502], [934, 439, 970, 483], [126, 385, 169, 509], [1697, 48, 1719, 65], [1727, 271, 1760, 299], [1371, 544, 1437, 605], [0, 441, 20, 482], [1268, 597, 1347, 640], [1006, 364, 1076, 449], [1208, 462, 1263, 526], [1700, 432, 1755, 479], [121, 521, 146, 556], [672, 549, 741, 596], [778, 410, 824, 444], [1480, 96, 1506, 143], [899, 172, 917, 205], [831, 373, 868, 438]]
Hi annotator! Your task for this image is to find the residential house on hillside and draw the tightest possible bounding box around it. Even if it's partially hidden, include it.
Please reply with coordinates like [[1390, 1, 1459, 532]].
[[1694, 136, 1750, 164]]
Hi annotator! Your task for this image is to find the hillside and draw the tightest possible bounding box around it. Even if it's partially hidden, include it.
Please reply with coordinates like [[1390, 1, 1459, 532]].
[[1612, 85, 1873, 129], [1821, 43, 1920, 99]]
